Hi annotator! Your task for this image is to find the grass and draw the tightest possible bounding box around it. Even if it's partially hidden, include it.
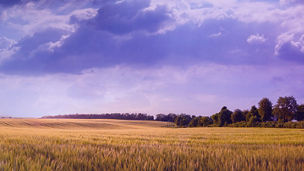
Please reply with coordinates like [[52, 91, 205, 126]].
[[0, 119, 304, 170]]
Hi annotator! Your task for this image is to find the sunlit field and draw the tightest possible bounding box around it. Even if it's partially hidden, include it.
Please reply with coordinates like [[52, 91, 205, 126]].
[[0, 119, 304, 170]]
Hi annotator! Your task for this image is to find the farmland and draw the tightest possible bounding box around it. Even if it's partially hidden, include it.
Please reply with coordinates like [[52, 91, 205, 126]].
[[0, 119, 304, 170]]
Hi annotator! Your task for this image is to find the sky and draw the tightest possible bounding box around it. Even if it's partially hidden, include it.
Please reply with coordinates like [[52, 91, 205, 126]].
[[0, 0, 303, 117]]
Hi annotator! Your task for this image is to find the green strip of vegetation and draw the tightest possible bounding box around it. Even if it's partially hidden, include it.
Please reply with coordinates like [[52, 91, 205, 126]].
[[157, 96, 304, 128]]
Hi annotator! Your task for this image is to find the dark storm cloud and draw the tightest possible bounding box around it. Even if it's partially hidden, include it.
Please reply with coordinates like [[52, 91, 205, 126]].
[[0, 17, 276, 75], [277, 43, 304, 64], [0, 29, 67, 74], [91, 1, 171, 34], [0, 0, 300, 75], [0, 0, 174, 74], [0, 0, 22, 6]]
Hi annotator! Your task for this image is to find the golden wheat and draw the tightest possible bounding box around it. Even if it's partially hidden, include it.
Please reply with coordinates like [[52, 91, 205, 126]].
[[0, 119, 303, 170]]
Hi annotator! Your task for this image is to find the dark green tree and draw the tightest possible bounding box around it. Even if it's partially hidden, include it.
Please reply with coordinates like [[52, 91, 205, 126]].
[[218, 106, 232, 126], [273, 96, 298, 122], [247, 116, 259, 127], [295, 104, 304, 121], [246, 106, 260, 122], [189, 117, 200, 127], [243, 110, 249, 121], [211, 113, 219, 125], [174, 114, 192, 127], [258, 98, 273, 121], [199, 117, 213, 127], [231, 109, 245, 123]]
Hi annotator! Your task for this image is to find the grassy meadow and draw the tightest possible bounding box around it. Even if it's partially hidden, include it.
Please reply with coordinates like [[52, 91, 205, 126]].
[[0, 119, 304, 170]]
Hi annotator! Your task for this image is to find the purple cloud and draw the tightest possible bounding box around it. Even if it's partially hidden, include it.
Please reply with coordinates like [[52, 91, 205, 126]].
[[0, 17, 278, 75], [280, 0, 304, 5], [0, 0, 23, 6], [276, 42, 304, 63], [91, 0, 171, 35], [247, 34, 266, 44]]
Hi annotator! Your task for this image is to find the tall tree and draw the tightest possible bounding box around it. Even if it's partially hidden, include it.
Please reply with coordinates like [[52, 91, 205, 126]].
[[199, 117, 213, 127], [189, 117, 200, 127], [174, 114, 192, 127], [295, 104, 304, 121], [218, 106, 232, 126], [273, 96, 298, 122], [231, 109, 245, 123], [247, 115, 259, 127], [211, 113, 219, 125], [258, 98, 273, 121], [243, 110, 250, 122], [246, 106, 260, 122]]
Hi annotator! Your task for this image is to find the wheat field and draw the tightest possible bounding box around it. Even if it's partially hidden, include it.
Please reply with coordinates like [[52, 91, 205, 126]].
[[0, 119, 304, 170]]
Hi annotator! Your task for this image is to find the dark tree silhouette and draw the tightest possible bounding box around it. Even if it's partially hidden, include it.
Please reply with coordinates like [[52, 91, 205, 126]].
[[273, 96, 298, 122], [199, 117, 213, 126], [174, 114, 192, 127], [155, 113, 177, 122], [211, 113, 219, 125], [218, 106, 232, 126], [295, 104, 304, 121], [246, 106, 260, 122], [258, 98, 273, 121], [242, 110, 249, 121], [231, 109, 245, 123], [247, 116, 259, 127], [189, 117, 200, 127]]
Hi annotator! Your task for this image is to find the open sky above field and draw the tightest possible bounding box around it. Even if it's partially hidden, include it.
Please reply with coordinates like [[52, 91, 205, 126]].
[[0, 0, 303, 117]]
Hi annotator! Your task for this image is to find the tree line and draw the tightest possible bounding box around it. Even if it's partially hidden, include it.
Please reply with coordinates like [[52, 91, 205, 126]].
[[43, 113, 154, 121], [42, 96, 304, 128], [156, 96, 304, 128]]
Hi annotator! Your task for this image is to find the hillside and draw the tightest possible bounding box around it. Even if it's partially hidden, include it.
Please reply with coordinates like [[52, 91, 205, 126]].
[[0, 119, 173, 129]]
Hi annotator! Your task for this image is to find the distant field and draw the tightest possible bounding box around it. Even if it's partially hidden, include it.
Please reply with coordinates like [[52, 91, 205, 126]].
[[0, 119, 172, 129], [0, 119, 304, 170]]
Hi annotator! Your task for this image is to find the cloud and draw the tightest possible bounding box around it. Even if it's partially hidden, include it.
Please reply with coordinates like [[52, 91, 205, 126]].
[[0, 0, 23, 7], [90, 0, 172, 35], [0, 17, 278, 75], [0, 36, 16, 49], [280, 0, 304, 5], [0, 0, 303, 76], [209, 32, 222, 38], [290, 35, 304, 53], [275, 40, 304, 64], [0, 0, 173, 74], [247, 34, 266, 44], [275, 32, 304, 62], [0, 36, 18, 63], [0, 1, 98, 39], [273, 4, 304, 57]]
